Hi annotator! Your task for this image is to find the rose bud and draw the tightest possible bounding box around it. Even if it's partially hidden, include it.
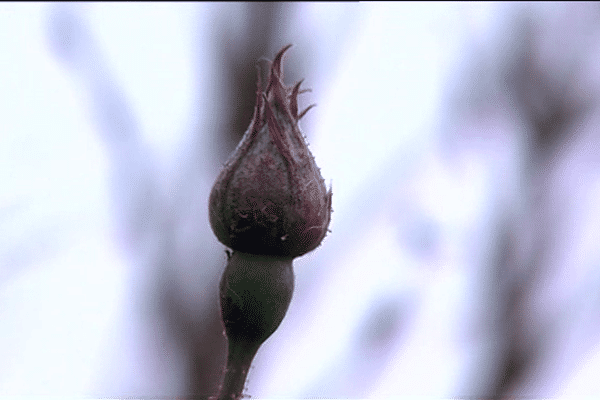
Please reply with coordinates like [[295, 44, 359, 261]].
[[208, 44, 332, 258]]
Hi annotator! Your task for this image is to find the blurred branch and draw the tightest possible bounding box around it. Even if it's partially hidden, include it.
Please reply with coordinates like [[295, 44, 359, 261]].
[[47, 5, 223, 397], [458, 4, 600, 397], [208, 3, 286, 162]]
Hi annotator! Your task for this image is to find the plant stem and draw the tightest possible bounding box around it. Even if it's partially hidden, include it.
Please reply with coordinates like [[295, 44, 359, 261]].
[[218, 339, 260, 400], [216, 252, 295, 399]]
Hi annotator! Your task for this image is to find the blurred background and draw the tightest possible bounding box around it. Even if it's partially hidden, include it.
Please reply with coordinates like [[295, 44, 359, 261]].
[[3, 2, 600, 398]]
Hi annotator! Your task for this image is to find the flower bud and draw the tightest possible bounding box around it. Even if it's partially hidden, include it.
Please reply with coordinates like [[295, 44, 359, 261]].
[[209, 45, 332, 257]]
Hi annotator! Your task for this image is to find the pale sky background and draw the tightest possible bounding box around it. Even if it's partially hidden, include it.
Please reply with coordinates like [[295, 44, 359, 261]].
[[1, 2, 600, 398]]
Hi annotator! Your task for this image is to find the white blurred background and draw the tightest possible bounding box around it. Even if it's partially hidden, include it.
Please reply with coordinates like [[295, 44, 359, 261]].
[[3, 2, 600, 398]]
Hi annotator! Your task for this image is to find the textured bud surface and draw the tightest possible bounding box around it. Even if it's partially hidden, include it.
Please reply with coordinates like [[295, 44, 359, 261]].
[[209, 45, 332, 257]]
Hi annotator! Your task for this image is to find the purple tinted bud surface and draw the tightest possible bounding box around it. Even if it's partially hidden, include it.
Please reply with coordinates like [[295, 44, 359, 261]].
[[209, 45, 332, 257]]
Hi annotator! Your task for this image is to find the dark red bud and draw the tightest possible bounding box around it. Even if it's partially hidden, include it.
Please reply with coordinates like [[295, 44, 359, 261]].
[[209, 45, 332, 257]]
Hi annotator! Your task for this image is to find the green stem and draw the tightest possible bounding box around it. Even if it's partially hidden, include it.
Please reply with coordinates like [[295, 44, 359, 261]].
[[216, 251, 295, 399], [218, 339, 260, 400]]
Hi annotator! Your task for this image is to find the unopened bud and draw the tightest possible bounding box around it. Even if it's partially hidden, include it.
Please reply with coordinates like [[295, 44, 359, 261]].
[[209, 45, 332, 257]]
